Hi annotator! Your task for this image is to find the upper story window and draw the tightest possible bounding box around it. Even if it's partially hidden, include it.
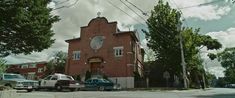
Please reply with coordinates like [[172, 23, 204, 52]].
[[73, 51, 81, 60], [113, 46, 124, 57], [28, 64, 36, 68], [21, 64, 28, 69], [38, 68, 44, 73]]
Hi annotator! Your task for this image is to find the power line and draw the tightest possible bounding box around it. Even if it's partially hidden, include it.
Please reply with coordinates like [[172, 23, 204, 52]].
[[106, 0, 176, 44], [53, 0, 80, 11], [169, 0, 189, 27], [121, 0, 176, 39], [106, 0, 150, 41], [54, 0, 70, 5], [106, 0, 145, 25], [125, 0, 149, 16], [119, 0, 146, 22], [179, 0, 223, 9], [118, 0, 150, 41]]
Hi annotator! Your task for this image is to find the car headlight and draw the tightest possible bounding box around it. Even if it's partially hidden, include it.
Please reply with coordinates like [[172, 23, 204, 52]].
[[75, 83, 80, 85], [16, 82, 23, 87]]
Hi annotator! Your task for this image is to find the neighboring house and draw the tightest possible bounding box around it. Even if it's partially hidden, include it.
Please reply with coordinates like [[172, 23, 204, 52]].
[[6, 61, 47, 80], [65, 17, 144, 88]]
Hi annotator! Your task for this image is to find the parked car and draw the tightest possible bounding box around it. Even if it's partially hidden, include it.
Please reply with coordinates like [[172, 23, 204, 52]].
[[84, 78, 117, 91], [225, 84, 235, 88], [0, 73, 38, 92], [38, 73, 81, 91]]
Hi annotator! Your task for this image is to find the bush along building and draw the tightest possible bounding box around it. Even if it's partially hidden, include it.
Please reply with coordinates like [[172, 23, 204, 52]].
[[6, 61, 47, 80], [65, 16, 144, 88]]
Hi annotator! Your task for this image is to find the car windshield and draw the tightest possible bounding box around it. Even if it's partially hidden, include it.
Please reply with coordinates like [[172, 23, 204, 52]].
[[4, 74, 25, 79], [60, 75, 74, 80]]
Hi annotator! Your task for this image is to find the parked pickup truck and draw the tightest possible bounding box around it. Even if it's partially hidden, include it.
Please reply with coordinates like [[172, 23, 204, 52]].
[[0, 73, 38, 92]]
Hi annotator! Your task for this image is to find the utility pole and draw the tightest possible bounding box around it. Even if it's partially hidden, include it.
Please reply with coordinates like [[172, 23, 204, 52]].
[[178, 23, 188, 89]]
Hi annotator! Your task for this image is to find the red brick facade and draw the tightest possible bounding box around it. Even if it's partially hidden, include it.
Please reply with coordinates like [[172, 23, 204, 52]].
[[6, 62, 47, 80], [65, 17, 144, 87]]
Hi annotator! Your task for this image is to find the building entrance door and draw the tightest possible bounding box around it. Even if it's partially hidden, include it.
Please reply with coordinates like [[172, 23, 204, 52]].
[[88, 57, 104, 76], [90, 63, 102, 75]]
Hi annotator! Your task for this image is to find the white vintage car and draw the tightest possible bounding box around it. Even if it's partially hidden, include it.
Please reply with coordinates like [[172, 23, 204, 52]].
[[0, 73, 38, 92], [38, 73, 81, 91]]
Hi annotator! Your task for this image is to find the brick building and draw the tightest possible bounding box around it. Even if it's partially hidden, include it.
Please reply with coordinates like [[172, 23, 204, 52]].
[[65, 17, 144, 88], [6, 61, 47, 80]]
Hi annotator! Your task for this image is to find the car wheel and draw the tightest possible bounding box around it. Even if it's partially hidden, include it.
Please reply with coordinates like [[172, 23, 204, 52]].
[[70, 88, 76, 92], [99, 86, 105, 91], [27, 89, 33, 92], [4, 84, 12, 88], [34, 87, 40, 91], [55, 85, 62, 91]]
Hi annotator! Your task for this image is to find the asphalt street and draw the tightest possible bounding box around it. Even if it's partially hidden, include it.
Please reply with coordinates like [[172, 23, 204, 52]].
[[16, 88, 235, 98]]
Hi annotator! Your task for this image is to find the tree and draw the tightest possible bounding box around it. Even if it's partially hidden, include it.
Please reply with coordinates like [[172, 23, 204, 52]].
[[0, 58, 6, 73], [216, 48, 235, 83], [144, 0, 222, 87], [46, 51, 67, 75], [181, 28, 221, 88], [145, 0, 182, 76], [205, 72, 216, 87], [0, 0, 60, 57], [216, 77, 228, 87]]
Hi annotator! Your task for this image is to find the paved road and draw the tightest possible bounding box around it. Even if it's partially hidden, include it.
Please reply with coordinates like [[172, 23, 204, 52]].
[[16, 88, 235, 98]]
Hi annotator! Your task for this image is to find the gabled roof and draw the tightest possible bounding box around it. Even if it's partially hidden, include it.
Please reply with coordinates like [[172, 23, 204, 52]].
[[65, 17, 140, 43]]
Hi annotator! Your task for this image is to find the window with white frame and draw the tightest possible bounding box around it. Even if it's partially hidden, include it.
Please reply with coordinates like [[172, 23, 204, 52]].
[[28, 64, 36, 68], [38, 68, 44, 73], [27, 72, 35, 80], [73, 51, 81, 60], [21, 64, 28, 69], [113, 46, 124, 57]]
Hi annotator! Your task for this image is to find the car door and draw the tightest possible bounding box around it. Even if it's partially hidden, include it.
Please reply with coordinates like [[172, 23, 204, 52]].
[[90, 79, 99, 90], [40, 75, 52, 87], [46, 75, 58, 87], [85, 79, 93, 90], [92, 79, 99, 87]]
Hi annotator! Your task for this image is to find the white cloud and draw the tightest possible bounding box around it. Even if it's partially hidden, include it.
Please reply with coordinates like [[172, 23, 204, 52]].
[[198, 27, 235, 77], [47, 1, 56, 9], [207, 28, 235, 48], [168, 0, 232, 20]]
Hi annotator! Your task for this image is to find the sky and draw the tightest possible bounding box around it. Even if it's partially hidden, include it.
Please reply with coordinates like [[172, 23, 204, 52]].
[[4, 0, 235, 77]]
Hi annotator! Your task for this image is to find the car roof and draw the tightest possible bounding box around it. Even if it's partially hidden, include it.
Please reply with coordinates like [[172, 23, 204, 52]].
[[54, 73, 68, 76]]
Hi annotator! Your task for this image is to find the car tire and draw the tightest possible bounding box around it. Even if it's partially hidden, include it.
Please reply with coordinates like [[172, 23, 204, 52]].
[[35, 87, 40, 91], [27, 89, 33, 92], [70, 88, 76, 92], [99, 86, 105, 91], [55, 85, 62, 91], [4, 84, 12, 88]]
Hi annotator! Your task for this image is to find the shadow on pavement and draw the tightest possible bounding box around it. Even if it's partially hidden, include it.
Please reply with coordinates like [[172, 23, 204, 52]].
[[196, 93, 235, 98]]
